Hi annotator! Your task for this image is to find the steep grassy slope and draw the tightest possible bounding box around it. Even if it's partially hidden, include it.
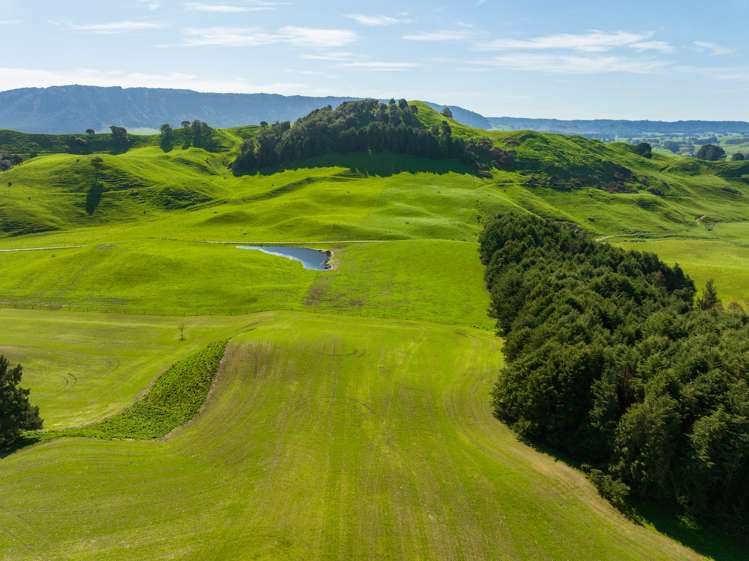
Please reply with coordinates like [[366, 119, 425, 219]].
[[1, 104, 748, 560], [0, 313, 712, 561]]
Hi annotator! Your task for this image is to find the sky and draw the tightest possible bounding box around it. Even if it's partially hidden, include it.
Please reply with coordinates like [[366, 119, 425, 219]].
[[1, 0, 747, 120]]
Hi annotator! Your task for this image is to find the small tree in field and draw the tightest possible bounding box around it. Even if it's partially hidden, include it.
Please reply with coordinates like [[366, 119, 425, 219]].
[[109, 125, 129, 154], [160, 123, 174, 152], [0, 356, 42, 448], [441, 106, 453, 119]]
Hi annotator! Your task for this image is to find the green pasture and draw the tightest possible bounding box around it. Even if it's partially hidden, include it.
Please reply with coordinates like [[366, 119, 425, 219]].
[[0, 313, 712, 561], [1, 106, 749, 560]]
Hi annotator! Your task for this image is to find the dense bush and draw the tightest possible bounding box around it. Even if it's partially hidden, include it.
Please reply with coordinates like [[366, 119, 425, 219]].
[[633, 142, 653, 158], [0, 356, 43, 448], [481, 213, 749, 535], [0, 152, 22, 171], [696, 144, 727, 161], [231, 99, 511, 174]]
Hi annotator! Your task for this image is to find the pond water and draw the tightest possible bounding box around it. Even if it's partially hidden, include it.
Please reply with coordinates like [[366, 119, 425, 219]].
[[237, 245, 332, 271]]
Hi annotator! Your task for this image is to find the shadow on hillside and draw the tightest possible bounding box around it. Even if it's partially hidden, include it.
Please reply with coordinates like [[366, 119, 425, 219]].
[[521, 437, 749, 561], [630, 501, 749, 561], [248, 151, 478, 178], [0, 434, 42, 459]]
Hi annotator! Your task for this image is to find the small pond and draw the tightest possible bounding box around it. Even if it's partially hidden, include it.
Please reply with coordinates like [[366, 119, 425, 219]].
[[237, 245, 332, 271]]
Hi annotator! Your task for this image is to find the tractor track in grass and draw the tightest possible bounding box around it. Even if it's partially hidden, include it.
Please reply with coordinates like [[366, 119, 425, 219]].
[[0, 245, 84, 253]]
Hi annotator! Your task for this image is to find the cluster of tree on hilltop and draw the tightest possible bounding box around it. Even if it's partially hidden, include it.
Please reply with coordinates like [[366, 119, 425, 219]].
[[61, 126, 133, 155], [694, 144, 727, 161], [481, 213, 749, 536], [159, 120, 215, 152], [231, 99, 512, 175], [691, 143, 749, 161], [0, 356, 42, 449], [0, 120, 217, 159], [73, 120, 216, 155]]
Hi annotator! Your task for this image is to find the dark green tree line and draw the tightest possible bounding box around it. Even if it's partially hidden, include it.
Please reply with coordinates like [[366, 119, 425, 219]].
[[480, 213, 748, 536]]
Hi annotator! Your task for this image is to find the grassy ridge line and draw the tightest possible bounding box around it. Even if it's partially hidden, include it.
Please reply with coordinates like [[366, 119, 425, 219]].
[[43, 340, 227, 440]]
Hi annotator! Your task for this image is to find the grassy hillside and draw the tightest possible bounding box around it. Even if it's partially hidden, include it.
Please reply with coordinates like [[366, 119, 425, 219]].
[[0, 128, 156, 155], [0, 313, 717, 561], [0, 103, 747, 560]]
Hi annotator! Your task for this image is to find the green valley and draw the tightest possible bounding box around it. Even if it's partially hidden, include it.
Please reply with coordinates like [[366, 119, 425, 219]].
[[1, 102, 748, 560]]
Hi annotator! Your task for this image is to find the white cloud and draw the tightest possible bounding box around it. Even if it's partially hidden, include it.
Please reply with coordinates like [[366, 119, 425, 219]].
[[346, 14, 406, 26], [302, 51, 358, 62], [403, 30, 473, 42], [693, 41, 734, 56], [182, 27, 276, 46], [281, 26, 356, 48], [632, 40, 674, 54], [186, 3, 253, 12], [0, 66, 332, 96], [340, 61, 420, 72], [138, 0, 161, 10], [181, 26, 356, 48], [72, 20, 165, 34], [0, 19, 22, 25], [483, 31, 656, 53], [470, 53, 667, 75], [679, 65, 749, 82], [185, 1, 289, 12]]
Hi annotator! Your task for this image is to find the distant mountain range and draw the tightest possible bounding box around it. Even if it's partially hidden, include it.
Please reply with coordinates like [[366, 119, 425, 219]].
[[487, 117, 749, 137], [0, 86, 357, 134], [1, 85, 748, 138]]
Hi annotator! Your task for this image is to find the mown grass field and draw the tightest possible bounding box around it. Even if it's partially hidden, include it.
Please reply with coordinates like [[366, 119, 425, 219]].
[[618, 237, 749, 305], [0, 309, 251, 429], [0, 313, 716, 561], [1, 107, 749, 560]]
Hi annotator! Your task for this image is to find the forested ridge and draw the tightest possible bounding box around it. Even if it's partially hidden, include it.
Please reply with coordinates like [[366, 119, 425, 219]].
[[231, 99, 512, 174], [480, 213, 749, 536]]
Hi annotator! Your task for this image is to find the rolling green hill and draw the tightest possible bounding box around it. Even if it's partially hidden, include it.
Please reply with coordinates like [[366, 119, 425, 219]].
[[0, 102, 748, 560]]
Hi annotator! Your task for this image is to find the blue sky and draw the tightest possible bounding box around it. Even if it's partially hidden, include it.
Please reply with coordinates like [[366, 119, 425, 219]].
[[1, 0, 747, 120]]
